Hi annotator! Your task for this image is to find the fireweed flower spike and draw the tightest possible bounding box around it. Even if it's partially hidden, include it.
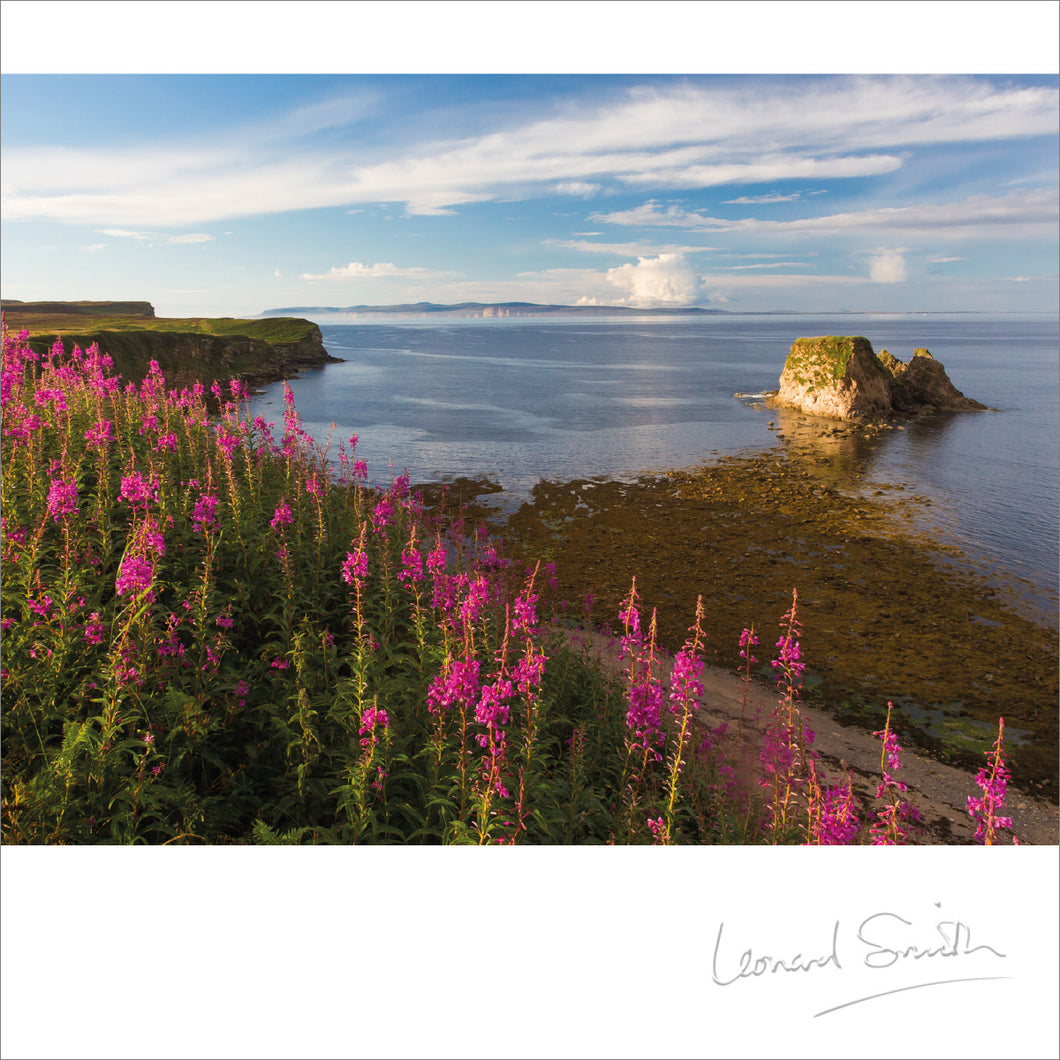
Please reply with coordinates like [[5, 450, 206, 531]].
[[967, 717, 1016, 845], [870, 702, 921, 845]]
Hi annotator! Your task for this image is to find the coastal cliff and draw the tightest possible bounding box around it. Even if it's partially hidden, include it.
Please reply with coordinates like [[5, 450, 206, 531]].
[[2, 301, 340, 392], [774, 336, 987, 420]]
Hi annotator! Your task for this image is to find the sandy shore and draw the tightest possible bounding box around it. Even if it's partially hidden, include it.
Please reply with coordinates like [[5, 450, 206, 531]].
[[562, 627, 1059, 846]]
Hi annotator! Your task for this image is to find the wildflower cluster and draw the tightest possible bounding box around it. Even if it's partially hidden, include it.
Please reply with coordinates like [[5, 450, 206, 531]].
[[0, 318, 1020, 846]]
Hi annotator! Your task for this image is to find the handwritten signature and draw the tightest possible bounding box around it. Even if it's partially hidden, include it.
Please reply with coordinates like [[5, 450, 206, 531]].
[[711, 908, 1009, 1016]]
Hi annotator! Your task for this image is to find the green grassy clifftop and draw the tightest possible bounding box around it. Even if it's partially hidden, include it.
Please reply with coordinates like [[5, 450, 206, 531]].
[[1, 301, 339, 390]]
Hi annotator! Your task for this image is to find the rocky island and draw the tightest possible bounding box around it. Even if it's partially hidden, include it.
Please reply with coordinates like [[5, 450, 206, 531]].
[[774, 335, 988, 420]]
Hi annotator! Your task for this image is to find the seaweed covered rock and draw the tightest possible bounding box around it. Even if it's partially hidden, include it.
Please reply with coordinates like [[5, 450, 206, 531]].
[[776, 336, 894, 419]]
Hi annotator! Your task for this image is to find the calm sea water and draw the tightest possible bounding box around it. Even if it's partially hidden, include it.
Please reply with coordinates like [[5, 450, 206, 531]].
[[247, 314, 1059, 625]]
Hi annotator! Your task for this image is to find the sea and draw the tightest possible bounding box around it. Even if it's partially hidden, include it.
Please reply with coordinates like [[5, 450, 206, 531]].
[[246, 313, 1059, 628]]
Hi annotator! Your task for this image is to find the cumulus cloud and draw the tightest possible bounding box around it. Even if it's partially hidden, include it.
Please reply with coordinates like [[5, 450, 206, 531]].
[[869, 250, 909, 283], [300, 261, 450, 281], [606, 253, 703, 307]]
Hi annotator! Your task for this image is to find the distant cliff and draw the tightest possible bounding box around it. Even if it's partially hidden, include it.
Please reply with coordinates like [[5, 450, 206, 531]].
[[774, 336, 988, 420], [3, 301, 340, 391]]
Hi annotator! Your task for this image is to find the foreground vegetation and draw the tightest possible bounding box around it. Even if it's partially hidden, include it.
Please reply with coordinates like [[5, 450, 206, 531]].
[[0, 321, 1017, 843]]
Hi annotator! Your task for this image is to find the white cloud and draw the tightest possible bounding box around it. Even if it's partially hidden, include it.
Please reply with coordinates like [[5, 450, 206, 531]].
[[606, 253, 703, 307], [868, 250, 909, 283], [96, 227, 213, 246], [723, 192, 804, 204], [80, 243, 106, 253], [592, 189, 1058, 241], [2, 77, 1056, 227], [553, 182, 601, 197], [729, 262, 807, 270], [618, 153, 903, 189], [300, 261, 452, 281], [929, 256, 966, 263], [545, 238, 717, 256]]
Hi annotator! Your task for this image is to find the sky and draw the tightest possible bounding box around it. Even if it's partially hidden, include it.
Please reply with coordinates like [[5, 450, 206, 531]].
[[1, 3, 1058, 317]]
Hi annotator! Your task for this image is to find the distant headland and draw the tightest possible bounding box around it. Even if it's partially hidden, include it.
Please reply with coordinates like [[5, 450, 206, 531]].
[[259, 301, 730, 319]]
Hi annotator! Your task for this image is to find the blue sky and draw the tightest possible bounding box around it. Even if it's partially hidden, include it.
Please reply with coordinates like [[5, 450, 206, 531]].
[[1, 4, 1058, 317]]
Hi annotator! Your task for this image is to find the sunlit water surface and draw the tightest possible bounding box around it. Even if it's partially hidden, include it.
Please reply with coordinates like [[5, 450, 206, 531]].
[[247, 314, 1059, 626]]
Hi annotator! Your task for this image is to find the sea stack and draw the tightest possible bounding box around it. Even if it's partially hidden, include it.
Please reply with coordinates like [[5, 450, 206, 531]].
[[774, 336, 987, 421]]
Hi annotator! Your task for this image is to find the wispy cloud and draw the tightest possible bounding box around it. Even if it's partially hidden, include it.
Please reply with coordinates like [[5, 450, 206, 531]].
[[97, 227, 214, 245], [728, 261, 808, 269], [723, 192, 805, 204], [591, 189, 1058, 240], [300, 261, 454, 282], [2, 77, 1056, 228], [544, 238, 718, 256]]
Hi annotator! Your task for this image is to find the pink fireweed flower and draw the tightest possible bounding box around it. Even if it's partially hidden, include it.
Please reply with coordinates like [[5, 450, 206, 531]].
[[967, 717, 1016, 845], [353, 459, 368, 480], [358, 703, 390, 748], [191, 493, 220, 534], [34, 387, 68, 412], [341, 548, 369, 586], [83, 613, 105, 646], [739, 627, 758, 662], [305, 473, 321, 496], [155, 432, 177, 452], [427, 658, 481, 715], [427, 541, 447, 578], [668, 648, 704, 716], [512, 652, 546, 701], [513, 591, 538, 634], [870, 703, 921, 845], [371, 497, 393, 532], [28, 595, 53, 619], [215, 427, 241, 463], [47, 477, 78, 523], [115, 554, 154, 598], [626, 675, 665, 758], [270, 499, 293, 529], [399, 543, 424, 585], [233, 679, 249, 707], [119, 471, 158, 508], [459, 576, 490, 628]]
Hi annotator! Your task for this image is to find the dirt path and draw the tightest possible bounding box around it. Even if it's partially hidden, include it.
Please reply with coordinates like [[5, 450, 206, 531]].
[[562, 627, 1059, 846]]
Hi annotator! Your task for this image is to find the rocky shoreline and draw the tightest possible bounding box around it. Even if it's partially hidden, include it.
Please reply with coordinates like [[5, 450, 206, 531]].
[[435, 437, 1058, 805], [562, 627, 1057, 844]]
